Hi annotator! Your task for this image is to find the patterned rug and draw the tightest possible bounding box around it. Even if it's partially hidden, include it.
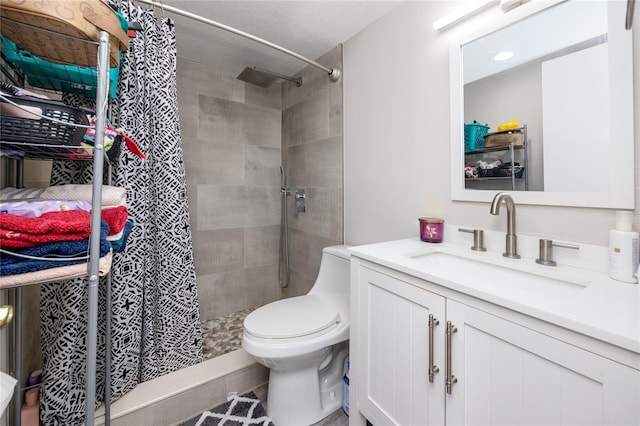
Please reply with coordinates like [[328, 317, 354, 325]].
[[179, 391, 274, 426]]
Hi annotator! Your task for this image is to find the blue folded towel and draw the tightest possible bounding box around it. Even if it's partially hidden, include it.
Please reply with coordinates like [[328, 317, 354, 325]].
[[111, 220, 134, 254], [0, 220, 110, 276]]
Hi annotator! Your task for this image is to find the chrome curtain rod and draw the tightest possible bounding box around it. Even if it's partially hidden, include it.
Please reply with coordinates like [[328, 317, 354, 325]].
[[135, 0, 341, 82]]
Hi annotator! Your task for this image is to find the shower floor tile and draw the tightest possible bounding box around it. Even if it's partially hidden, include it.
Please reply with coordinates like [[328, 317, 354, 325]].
[[201, 307, 256, 360]]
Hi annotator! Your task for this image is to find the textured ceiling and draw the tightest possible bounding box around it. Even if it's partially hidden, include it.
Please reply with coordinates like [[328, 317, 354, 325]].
[[162, 1, 402, 78]]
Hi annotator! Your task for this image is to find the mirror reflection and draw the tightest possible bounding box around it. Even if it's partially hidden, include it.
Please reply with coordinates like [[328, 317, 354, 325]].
[[462, 1, 608, 192]]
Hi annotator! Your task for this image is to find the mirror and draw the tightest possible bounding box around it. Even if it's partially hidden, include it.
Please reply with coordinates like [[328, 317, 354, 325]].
[[450, 0, 634, 208]]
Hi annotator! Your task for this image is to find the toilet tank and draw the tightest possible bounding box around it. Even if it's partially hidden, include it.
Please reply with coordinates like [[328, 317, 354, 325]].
[[309, 245, 352, 295]]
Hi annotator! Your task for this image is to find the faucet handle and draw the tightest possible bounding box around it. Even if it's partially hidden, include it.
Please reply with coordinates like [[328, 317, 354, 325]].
[[458, 228, 487, 252], [536, 239, 579, 266]]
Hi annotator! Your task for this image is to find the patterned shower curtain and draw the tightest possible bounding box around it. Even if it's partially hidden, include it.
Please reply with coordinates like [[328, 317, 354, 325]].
[[39, 3, 203, 424]]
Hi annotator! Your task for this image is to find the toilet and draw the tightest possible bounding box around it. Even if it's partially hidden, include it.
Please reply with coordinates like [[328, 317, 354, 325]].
[[242, 245, 351, 426]]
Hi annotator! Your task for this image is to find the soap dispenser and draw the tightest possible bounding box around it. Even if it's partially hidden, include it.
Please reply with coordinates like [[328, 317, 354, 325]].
[[609, 211, 639, 284]]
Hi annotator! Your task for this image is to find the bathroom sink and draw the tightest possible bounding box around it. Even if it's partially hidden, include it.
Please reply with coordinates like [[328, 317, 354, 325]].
[[408, 250, 589, 299]]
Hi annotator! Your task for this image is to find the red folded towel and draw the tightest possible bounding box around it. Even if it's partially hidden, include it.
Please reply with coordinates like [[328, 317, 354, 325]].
[[101, 206, 128, 236], [0, 210, 91, 249]]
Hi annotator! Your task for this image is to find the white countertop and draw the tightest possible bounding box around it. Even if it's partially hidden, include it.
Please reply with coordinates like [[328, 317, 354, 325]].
[[350, 233, 640, 356]]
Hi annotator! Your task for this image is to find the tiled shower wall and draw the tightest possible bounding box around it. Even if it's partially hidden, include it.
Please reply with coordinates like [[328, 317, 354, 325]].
[[282, 45, 344, 298], [177, 59, 283, 321], [176, 44, 343, 321]]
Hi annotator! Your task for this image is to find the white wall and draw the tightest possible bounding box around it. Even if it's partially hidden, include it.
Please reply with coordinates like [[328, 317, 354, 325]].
[[542, 44, 608, 192], [344, 1, 639, 247]]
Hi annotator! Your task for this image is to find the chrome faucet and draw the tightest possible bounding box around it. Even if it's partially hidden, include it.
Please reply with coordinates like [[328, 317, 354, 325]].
[[490, 192, 520, 259]]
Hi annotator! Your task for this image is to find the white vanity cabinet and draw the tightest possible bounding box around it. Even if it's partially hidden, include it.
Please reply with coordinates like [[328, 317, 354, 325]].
[[356, 266, 446, 425], [350, 257, 640, 426], [446, 299, 639, 426]]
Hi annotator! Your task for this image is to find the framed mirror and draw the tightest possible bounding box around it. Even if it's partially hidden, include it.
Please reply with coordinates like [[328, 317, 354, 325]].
[[450, 0, 634, 208]]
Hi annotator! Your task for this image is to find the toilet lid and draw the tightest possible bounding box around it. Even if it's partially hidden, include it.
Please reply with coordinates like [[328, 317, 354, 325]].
[[244, 295, 341, 340]]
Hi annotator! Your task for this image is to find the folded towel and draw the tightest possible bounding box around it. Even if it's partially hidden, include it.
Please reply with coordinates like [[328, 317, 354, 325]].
[[101, 206, 128, 236], [110, 220, 133, 253], [0, 187, 45, 200], [0, 252, 112, 289], [0, 210, 92, 249], [41, 184, 126, 208], [1, 221, 110, 276]]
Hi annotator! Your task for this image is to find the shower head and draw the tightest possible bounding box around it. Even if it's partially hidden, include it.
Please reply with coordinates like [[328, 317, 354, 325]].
[[236, 67, 302, 88]]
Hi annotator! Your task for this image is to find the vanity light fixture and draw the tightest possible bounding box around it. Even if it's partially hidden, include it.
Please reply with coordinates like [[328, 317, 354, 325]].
[[500, 0, 531, 13], [493, 51, 514, 61], [433, 0, 496, 31], [433, 0, 534, 31]]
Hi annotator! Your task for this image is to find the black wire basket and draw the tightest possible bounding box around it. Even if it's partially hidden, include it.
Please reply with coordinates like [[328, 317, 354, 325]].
[[1, 94, 88, 147], [479, 166, 525, 178]]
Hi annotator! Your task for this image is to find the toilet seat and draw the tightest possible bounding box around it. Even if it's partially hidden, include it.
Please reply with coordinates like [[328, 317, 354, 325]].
[[244, 295, 340, 340]]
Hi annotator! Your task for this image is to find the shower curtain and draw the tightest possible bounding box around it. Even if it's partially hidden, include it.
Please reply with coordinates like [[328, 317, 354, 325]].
[[39, 3, 203, 424]]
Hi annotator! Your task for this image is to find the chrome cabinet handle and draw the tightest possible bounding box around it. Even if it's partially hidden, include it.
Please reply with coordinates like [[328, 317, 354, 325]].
[[445, 321, 458, 394], [428, 314, 440, 383]]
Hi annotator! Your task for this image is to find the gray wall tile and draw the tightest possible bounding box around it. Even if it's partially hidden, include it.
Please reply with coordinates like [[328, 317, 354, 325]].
[[197, 185, 247, 230], [245, 186, 280, 227], [244, 225, 279, 269], [199, 96, 281, 148], [245, 146, 280, 187], [281, 267, 314, 300], [283, 46, 342, 109], [184, 141, 246, 186], [192, 229, 244, 276], [282, 89, 330, 148], [330, 188, 344, 242], [282, 45, 344, 298], [287, 137, 342, 188], [288, 187, 332, 238], [179, 59, 283, 323], [245, 82, 283, 110], [212, 266, 280, 317], [179, 44, 342, 321], [178, 58, 245, 103]]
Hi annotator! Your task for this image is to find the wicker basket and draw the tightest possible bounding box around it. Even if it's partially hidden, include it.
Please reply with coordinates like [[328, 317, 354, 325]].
[[0, 0, 129, 68], [484, 129, 524, 148]]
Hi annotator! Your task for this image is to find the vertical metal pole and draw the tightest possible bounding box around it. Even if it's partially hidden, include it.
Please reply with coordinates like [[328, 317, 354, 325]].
[[13, 158, 24, 426], [509, 143, 515, 190], [104, 163, 113, 426], [12, 288, 22, 426], [523, 125, 529, 191], [15, 158, 23, 189], [85, 31, 109, 426]]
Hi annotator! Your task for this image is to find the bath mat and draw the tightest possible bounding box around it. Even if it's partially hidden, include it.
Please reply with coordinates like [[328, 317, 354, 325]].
[[178, 391, 274, 426]]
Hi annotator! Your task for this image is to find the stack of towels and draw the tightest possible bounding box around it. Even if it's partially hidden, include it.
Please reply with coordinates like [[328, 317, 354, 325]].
[[0, 184, 132, 288]]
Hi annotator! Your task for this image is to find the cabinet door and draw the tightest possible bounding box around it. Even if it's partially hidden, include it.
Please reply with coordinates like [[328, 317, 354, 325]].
[[358, 266, 446, 426], [446, 299, 640, 426]]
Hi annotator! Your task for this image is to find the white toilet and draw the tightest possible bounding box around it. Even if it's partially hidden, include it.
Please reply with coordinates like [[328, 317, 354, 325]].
[[242, 245, 351, 426]]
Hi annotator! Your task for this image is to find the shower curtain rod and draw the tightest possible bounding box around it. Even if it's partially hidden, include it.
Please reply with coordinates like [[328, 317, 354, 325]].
[[135, 0, 341, 82]]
